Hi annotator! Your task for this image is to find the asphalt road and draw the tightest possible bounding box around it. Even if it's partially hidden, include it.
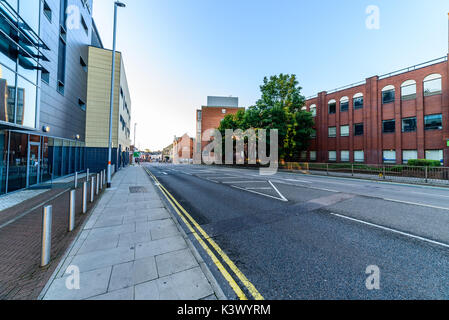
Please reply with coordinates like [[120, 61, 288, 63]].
[[145, 163, 449, 300]]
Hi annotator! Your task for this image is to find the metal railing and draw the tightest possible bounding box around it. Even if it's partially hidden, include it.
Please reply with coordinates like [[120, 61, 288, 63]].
[[279, 162, 449, 186]]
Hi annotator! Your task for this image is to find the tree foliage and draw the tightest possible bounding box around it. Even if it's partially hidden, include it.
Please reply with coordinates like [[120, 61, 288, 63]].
[[218, 74, 315, 162]]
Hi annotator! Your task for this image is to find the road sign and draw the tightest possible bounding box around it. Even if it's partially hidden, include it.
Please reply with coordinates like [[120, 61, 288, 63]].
[[134, 152, 141, 158], [447, 140, 449, 147]]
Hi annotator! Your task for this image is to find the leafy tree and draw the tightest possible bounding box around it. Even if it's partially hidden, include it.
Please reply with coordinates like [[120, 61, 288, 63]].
[[218, 74, 315, 162]]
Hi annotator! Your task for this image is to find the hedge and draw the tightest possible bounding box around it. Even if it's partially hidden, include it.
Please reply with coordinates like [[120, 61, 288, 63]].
[[407, 159, 441, 167]]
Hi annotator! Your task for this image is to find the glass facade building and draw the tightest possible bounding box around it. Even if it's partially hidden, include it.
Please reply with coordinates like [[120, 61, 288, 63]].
[[0, 1, 91, 196]]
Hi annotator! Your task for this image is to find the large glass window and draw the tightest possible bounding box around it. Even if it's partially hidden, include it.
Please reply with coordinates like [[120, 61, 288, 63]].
[[309, 104, 317, 117], [403, 150, 418, 164], [53, 139, 63, 178], [426, 150, 443, 164], [423, 74, 442, 96], [328, 100, 336, 114], [401, 80, 417, 100], [402, 117, 417, 133], [382, 85, 395, 104], [41, 137, 52, 183], [7, 132, 28, 192], [340, 125, 349, 137], [328, 151, 337, 162], [328, 127, 337, 138], [0, 64, 17, 123], [354, 151, 364, 163], [341, 151, 350, 162], [0, 130, 7, 195], [383, 120, 395, 133], [424, 114, 443, 131], [383, 150, 396, 164], [353, 93, 364, 109], [354, 123, 364, 136], [17, 76, 37, 128], [340, 97, 349, 112]]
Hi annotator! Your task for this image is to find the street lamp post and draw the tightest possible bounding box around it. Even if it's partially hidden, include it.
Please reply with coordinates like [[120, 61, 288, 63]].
[[107, 1, 126, 188]]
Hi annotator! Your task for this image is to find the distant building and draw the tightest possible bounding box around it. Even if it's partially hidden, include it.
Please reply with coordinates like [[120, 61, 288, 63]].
[[173, 134, 194, 164], [162, 144, 173, 162], [195, 96, 244, 158]]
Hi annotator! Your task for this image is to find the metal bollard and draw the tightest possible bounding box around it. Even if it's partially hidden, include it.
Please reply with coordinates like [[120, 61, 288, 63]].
[[41, 205, 53, 267], [91, 176, 95, 203], [96, 174, 99, 195], [83, 181, 87, 214], [87, 168, 90, 180], [74, 172, 78, 189], [103, 169, 106, 185], [100, 171, 103, 190], [69, 190, 76, 232]]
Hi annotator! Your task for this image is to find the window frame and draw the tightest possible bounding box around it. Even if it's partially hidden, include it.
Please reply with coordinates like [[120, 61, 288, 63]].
[[424, 114, 443, 131], [340, 125, 350, 137], [328, 126, 337, 138], [402, 117, 417, 133], [382, 85, 395, 104], [354, 123, 364, 136], [382, 119, 396, 134], [328, 100, 336, 115]]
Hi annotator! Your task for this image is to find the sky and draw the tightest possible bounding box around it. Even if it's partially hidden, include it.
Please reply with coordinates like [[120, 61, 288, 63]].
[[92, 0, 449, 151]]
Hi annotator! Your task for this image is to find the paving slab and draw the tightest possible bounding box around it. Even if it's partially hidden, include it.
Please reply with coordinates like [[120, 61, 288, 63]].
[[41, 166, 221, 300]]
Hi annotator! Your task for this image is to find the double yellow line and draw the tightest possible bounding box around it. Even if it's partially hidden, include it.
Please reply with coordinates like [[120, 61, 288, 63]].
[[144, 167, 264, 301]]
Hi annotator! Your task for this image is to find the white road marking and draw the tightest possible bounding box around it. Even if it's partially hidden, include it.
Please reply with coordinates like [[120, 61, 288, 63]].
[[162, 172, 168, 175], [269, 181, 288, 202], [327, 212, 449, 249], [222, 181, 266, 184], [283, 179, 313, 184], [409, 191, 449, 198], [231, 185, 288, 202], [383, 198, 449, 211]]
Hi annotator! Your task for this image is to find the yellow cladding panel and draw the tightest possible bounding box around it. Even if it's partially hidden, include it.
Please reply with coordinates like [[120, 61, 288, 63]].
[[86, 46, 122, 148]]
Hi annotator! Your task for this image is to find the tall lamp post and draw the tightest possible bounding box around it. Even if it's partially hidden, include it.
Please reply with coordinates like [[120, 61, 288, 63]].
[[107, 1, 126, 188]]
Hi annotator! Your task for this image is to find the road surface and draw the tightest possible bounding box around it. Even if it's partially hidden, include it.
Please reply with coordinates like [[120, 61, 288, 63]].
[[144, 163, 449, 300]]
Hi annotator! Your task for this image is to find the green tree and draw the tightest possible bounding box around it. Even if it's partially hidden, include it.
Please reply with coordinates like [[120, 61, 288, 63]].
[[218, 74, 315, 162]]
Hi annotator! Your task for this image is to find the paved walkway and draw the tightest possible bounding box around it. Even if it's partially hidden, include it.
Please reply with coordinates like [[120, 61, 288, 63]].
[[40, 166, 220, 300]]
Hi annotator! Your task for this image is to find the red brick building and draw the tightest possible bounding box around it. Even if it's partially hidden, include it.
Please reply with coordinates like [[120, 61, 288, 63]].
[[303, 55, 449, 166], [173, 133, 194, 163], [195, 96, 244, 155]]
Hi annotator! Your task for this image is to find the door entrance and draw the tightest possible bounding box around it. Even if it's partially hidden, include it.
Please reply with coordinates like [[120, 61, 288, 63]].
[[28, 142, 41, 187]]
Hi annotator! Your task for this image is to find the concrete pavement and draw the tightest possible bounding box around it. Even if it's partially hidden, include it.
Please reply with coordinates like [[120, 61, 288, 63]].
[[40, 166, 222, 300]]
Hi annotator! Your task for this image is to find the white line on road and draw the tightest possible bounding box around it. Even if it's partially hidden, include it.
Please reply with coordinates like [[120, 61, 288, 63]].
[[269, 181, 288, 202], [222, 181, 266, 184], [283, 179, 313, 184], [327, 212, 449, 249], [383, 198, 449, 211], [231, 185, 288, 202]]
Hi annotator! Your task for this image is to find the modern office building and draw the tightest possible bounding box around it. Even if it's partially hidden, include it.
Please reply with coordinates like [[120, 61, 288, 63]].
[[302, 55, 449, 166], [85, 46, 131, 172], [0, 0, 104, 196], [195, 96, 243, 157]]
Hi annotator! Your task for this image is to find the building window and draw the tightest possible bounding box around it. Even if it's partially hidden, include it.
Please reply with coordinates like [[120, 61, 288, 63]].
[[383, 119, 395, 133], [78, 99, 86, 111], [310, 151, 317, 161], [402, 150, 418, 164], [382, 85, 395, 104], [401, 80, 416, 100], [309, 104, 317, 117], [426, 150, 443, 164], [424, 114, 443, 131], [222, 109, 226, 114], [353, 93, 364, 109], [81, 15, 89, 35], [43, 1, 52, 22], [340, 97, 349, 112], [354, 123, 364, 136], [340, 125, 349, 137], [328, 100, 336, 114], [383, 150, 396, 164], [311, 130, 316, 139], [402, 117, 417, 133], [41, 69, 50, 84], [300, 151, 307, 161], [354, 151, 364, 163], [341, 151, 350, 162], [197, 110, 202, 120], [80, 56, 87, 72], [57, 81, 65, 95], [328, 127, 337, 138], [423, 74, 442, 96], [328, 151, 337, 162]]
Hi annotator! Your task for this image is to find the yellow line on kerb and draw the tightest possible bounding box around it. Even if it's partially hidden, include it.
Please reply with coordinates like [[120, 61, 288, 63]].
[[144, 168, 247, 300], [145, 168, 264, 300]]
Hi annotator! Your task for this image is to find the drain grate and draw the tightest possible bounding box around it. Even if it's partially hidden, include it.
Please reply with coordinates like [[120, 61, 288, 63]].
[[129, 186, 148, 194]]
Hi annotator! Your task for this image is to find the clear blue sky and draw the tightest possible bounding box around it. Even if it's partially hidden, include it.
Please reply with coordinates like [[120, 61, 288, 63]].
[[92, 0, 449, 151]]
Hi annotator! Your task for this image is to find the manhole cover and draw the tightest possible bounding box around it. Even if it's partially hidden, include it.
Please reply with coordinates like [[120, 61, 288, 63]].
[[129, 186, 148, 193]]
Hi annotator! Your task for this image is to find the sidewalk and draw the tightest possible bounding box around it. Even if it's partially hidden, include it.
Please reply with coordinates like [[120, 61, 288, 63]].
[[40, 166, 221, 300]]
